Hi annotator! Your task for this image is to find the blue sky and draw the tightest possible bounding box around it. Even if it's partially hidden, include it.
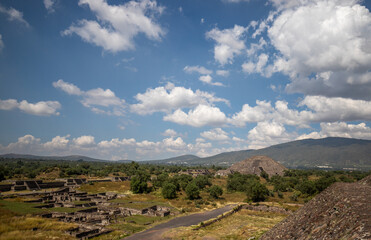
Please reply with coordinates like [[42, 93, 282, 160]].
[[0, 0, 371, 160]]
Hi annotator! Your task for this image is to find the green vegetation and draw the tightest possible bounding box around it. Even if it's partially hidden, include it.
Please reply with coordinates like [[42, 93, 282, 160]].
[[161, 182, 177, 199], [185, 182, 200, 200], [208, 185, 223, 199]]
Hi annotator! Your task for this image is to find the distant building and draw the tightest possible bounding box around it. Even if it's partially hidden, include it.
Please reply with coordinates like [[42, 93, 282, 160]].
[[178, 169, 211, 177], [215, 169, 235, 177]]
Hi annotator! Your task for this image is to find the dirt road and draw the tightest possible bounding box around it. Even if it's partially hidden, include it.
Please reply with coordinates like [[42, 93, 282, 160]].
[[123, 204, 236, 240]]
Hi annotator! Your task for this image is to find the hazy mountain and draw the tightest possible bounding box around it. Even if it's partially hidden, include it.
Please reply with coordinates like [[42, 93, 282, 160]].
[[148, 137, 371, 170], [0, 153, 107, 162], [1, 138, 370, 170]]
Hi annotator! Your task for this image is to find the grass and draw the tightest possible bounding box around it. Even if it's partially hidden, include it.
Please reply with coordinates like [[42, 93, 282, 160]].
[[161, 209, 288, 240], [0, 208, 77, 240], [77, 181, 131, 194]]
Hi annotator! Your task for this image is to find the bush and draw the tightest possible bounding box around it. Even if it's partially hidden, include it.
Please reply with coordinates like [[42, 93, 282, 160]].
[[209, 185, 223, 199], [227, 173, 259, 192], [162, 182, 177, 199], [130, 172, 150, 194], [246, 181, 269, 202], [314, 176, 337, 192], [295, 180, 317, 196], [260, 170, 269, 180], [277, 191, 284, 198], [290, 191, 301, 201], [185, 182, 200, 200], [193, 175, 211, 190]]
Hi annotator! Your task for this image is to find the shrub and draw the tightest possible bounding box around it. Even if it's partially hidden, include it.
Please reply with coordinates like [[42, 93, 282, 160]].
[[130, 172, 150, 194], [295, 180, 316, 196], [227, 172, 258, 192], [209, 185, 223, 199], [246, 181, 269, 202], [185, 182, 200, 200], [193, 175, 211, 190], [314, 176, 337, 192], [161, 182, 177, 199]]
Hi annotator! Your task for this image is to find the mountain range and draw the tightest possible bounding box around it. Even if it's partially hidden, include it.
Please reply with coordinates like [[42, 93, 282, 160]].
[[1, 137, 371, 170]]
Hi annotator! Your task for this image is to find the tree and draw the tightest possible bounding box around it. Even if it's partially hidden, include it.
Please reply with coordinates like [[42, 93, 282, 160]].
[[130, 172, 150, 194], [246, 181, 269, 202], [185, 182, 200, 200], [260, 170, 269, 180], [153, 173, 169, 189], [209, 185, 223, 199], [295, 180, 316, 196], [194, 175, 211, 190], [162, 182, 177, 199]]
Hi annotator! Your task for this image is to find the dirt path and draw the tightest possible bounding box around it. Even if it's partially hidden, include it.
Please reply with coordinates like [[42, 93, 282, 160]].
[[123, 204, 237, 240]]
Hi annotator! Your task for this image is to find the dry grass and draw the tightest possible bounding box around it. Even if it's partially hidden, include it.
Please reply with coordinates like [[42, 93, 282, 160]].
[[161, 209, 287, 240], [0, 208, 77, 240], [77, 181, 131, 194]]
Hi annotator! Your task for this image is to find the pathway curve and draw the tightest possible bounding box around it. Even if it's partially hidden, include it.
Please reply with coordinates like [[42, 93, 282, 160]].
[[123, 204, 237, 240]]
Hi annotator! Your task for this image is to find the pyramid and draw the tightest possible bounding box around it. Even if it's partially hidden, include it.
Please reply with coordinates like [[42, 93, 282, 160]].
[[228, 155, 287, 177]]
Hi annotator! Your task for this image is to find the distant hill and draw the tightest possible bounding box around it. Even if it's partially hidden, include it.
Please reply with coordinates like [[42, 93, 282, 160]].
[[0, 153, 108, 162], [1, 137, 370, 170], [142, 154, 200, 164], [148, 137, 371, 170]]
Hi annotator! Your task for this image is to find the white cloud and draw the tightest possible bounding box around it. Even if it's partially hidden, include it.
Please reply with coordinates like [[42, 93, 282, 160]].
[[53, 79, 82, 95], [199, 75, 224, 86], [242, 53, 269, 75], [62, 0, 165, 53], [201, 18, 205, 24], [73, 135, 95, 147], [162, 129, 177, 137], [216, 70, 229, 77], [0, 99, 61, 116], [130, 83, 229, 115], [231, 96, 371, 128], [0, 99, 18, 110], [164, 104, 228, 127], [246, 37, 267, 56], [0, 4, 30, 27], [201, 128, 230, 141], [0, 34, 4, 51], [299, 96, 371, 122], [206, 25, 247, 65], [298, 122, 371, 140], [267, 0, 371, 99], [44, 135, 70, 149], [53, 79, 126, 116], [44, 0, 56, 13], [247, 121, 297, 149], [184, 65, 212, 75]]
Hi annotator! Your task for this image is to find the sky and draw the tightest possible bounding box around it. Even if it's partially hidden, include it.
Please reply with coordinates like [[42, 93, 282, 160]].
[[0, 0, 371, 161]]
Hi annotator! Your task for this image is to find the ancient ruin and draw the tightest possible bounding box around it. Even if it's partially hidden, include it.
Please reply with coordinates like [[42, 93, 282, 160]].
[[260, 175, 371, 240], [227, 155, 287, 177]]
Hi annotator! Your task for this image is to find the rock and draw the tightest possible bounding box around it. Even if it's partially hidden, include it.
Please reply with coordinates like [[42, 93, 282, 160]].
[[228, 155, 287, 177]]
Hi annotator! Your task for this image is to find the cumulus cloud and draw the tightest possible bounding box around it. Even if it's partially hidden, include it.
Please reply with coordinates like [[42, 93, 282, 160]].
[[53, 79, 126, 116], [164, 104, 228, 127], [0, 99, 61, 116], [73, 135, 95, 147], [201, 128, 230, 141], [242, 53, 269, 75], [266, 0, 371, 99], [206, 25, 247, 65], [199, 75, 224, 86], [62, 0, 165, 52], [298, 122, 371, 140], [44, 135, 70, 149], [231, 96, 371, 128], [162, 129, 177, 137], [247, 121, 297, 149], [44, 0, 56, 13], [0, 4, 30, 27], [130, 83, 229, 115], [184, 65, 212, 75]]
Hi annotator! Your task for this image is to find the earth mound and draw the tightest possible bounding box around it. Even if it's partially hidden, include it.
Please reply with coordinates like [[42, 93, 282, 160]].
[[228, 155, 287, 177], [260, 175, 371, 240]]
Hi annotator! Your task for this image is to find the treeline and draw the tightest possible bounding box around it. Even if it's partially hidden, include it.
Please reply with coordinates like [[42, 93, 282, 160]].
[[225, 169, 369, 202], [0, 158, 216, 181]]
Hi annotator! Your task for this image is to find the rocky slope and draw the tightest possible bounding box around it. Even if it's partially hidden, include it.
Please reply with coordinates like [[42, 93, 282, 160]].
[[228, 155, 287, 177], [260, 175, 371, 240]]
